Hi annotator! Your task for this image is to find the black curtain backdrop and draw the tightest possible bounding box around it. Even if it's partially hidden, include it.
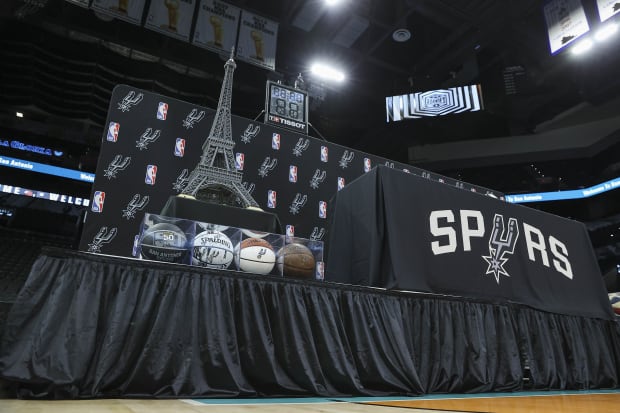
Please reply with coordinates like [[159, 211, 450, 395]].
[[1, 248, 619, 399]]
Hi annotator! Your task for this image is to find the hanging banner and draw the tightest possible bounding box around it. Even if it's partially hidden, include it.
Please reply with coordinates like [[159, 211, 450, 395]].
[[145, 0, 197, 42], [596, 0, 620, 22], [543, 0, 590, 54], [91, 0, 147, 24], [236, 10, 278, 71], [193, 0, 241, 54]]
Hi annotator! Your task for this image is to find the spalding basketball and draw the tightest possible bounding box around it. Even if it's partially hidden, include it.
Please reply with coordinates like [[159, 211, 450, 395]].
[[139, 223, 188, 263], [277, 243, 316, 279], [192, 230, 235, 269], [238, 237, 276, 275]]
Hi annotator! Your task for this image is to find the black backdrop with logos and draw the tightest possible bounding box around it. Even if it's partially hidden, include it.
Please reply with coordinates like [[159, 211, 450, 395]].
[[327, 166, 614, 320], [78, 85, 502, 258]]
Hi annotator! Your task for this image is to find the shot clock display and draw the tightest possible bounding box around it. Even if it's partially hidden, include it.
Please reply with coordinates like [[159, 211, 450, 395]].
[[264, 81, 309, 134]]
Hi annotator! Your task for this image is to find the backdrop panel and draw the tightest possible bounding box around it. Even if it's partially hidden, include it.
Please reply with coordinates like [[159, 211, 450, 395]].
[[79, 85, 501, 258], [1, 248, 619, 398], [327, 166, 614, 320]]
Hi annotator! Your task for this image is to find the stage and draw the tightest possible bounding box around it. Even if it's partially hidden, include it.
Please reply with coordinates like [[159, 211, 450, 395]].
[[1, 247, 619, 399]]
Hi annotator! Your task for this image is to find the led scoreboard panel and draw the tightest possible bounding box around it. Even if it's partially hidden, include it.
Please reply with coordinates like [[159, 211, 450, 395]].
[[264, 81, 309, 134]]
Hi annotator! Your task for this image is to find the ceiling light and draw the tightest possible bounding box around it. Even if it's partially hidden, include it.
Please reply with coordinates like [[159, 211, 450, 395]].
[[571, 38, 593, 55], [392, 29, 411, 42], [16, 112, 23, 118], [310, 63, 345, 82], [325, 0, 341, 5], [594, 23, 618, 42]]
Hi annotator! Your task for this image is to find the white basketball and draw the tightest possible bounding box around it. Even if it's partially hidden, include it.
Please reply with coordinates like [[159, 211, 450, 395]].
[[238, 237, 276, 275], [192, 230, 234, 269]]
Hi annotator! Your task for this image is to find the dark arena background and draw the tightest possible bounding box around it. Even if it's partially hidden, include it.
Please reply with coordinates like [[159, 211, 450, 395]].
[[1, 0, 620, 406]]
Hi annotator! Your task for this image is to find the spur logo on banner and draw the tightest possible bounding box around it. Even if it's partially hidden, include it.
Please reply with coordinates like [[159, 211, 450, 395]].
[[429, 209, 573, 282], [117, 91, 144, 112]]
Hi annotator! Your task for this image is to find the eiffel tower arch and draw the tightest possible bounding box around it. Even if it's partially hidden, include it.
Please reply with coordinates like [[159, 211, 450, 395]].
[[181, 50, 259, 209]]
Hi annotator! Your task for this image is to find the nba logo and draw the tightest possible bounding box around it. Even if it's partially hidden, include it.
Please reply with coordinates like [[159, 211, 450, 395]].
[[157, 102, 168, 120], [174, 138, 185, 157], [235, 153, 245, 170], [315, 261, 325, 280], [272, 133, 281, 150], [319, 201, 327, 219], [286, 225, 294, 237], [403, 168, 410, 173], [107, 122, 119, 142], [267, 190, 277, 208], [320, 146, 328, 162], [289, 165, 297, 182], [91, 191, 105, 213], [364, 157, 372, 172], [337, 177, 345, 191], [145, 165, 157, 185]]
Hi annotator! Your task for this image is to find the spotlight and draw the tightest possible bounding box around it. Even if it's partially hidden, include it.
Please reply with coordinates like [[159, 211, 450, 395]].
[[325, 0, 341, 5], [310, 62, 345, 82], [571, 38, 593, 55], [594, 23, 618, 42], [16, 112, 23, 118]]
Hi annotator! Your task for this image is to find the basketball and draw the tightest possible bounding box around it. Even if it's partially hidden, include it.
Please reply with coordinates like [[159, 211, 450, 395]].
[[139, 222, 188, 263], [192, 230, 235, 269], [238, 237, 276, 275], [277, 243, 316, 279]]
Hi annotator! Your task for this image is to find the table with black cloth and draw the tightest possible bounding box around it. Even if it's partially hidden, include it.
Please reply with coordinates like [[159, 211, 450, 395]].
[[326, 165, 614, 320], [160, 195, 282, 234]]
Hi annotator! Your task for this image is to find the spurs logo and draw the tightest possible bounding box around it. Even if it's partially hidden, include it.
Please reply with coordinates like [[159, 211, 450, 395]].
[[122, 194, 150, 220], [257, 248, 267, 259], [242, 181, 255, 194], [103, 155, 131, 179], [292, 138, 310, 157], [195, 247, 222, 265], [182, 109, 206, 129], [310, 227, 326, 241], [309, 169, 326, 189], [289, 193, 307, 215], [117, 91, 144, 112], [87, 226, 118, 253], [339, 150, 355, 169], [482, 214, 520, 284], [173, 169, 190, 192], [135, 128, 161, 150], [385, 161, 395, 168], [240, 124, 260, 143], [258, 157, 278, 178]]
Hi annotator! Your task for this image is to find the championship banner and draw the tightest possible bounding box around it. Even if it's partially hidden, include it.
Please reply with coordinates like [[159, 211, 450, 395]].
[[327, 166, 614, 320], [193, 0, 241, 54], [236, 10, 278, 71], [543, 0, 590, 54], [91, 0, 147, 24], [79, 86, 501, 261], [145, 0, 196, 42], [596, 0, 620, 22]]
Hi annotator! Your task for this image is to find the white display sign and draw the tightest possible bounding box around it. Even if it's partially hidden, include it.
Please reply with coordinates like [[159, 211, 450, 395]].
[[193, 0, 241, 54], [145, 0, 197, 42], [543, 0, 590, 54], [596, 0, 620, 22], [91, 0, 147, 24], [236, 10, 278, 71]]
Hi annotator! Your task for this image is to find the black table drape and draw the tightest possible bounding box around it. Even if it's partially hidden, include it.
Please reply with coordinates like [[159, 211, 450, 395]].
[[327, 166, 614, 320], [1, 248, 619, 399]]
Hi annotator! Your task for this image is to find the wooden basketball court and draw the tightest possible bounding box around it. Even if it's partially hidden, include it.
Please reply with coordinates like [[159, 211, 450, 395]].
[[2, 390, 620, 413]]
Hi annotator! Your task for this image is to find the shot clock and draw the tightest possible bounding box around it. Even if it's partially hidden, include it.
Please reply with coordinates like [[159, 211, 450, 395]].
[[264, 81, 309, 134]]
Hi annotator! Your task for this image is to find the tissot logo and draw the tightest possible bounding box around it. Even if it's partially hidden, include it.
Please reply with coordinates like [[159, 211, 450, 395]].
[[268, 115, 306, 130], [429, 209, 573, 282]]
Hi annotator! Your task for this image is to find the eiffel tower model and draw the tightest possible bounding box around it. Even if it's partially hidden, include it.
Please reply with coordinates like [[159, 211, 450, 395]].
[[181, 49, 259, 208]]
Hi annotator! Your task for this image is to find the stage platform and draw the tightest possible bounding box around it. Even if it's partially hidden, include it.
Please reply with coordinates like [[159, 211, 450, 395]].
[[0, 247, 619, 399]]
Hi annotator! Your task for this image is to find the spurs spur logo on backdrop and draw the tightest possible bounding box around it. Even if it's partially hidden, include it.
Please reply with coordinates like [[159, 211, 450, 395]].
[[103, 155, 131, 179], [339, 150, 355, 169], [482, 214, 520, 284], [309, 169, 326, 189], [310, 227, 326, 241], [87, 226, 117, 253], [173, 169, 189, 192], [242, 181, 255, 194], [289, 193, 307, 215], [292, 138, 310, 157], [240, 124, 260, 143], [182, 109, 206, 129], [135, 128, 161, 150], [117, 91, 144, 112], [258, 157, 277, 178], [122, 194, 150, 220]]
